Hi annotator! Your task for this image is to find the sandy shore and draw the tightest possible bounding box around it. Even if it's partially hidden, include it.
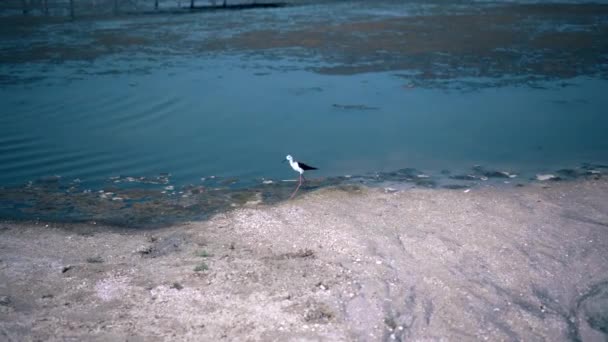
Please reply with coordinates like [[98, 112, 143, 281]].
[[1, 179, 607, 341]]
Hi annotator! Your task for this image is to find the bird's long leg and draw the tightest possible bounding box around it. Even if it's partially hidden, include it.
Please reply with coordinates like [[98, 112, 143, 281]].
[[289, 174, 303, 200]]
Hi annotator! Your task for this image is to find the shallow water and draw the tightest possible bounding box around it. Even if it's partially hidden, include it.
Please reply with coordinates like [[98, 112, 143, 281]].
[[1, 65, 607, 187], [1, 0, 608, 224]]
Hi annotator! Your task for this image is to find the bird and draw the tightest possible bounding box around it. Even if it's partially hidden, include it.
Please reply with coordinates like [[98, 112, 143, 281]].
[[283, 154, 317, 199]]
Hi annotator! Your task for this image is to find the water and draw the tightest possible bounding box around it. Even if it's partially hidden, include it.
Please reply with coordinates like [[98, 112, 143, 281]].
[[1, 0, 608, 224], [3, 66, 607, 186]]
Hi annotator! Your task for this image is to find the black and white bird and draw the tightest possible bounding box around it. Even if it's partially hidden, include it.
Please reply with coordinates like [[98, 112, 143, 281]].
[[283, 154, 317, 199]]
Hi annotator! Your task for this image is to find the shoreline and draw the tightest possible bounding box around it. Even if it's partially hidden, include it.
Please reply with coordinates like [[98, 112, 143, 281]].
[[1, 178, 607, 340], [0, 163, 605, 228]]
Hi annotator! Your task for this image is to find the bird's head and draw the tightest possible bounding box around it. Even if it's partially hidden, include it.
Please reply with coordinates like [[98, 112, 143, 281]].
[[284, 155, 293, 163]]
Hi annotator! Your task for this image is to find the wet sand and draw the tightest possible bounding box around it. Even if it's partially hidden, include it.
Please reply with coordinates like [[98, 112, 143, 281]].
[[1, 179, 607, 341]]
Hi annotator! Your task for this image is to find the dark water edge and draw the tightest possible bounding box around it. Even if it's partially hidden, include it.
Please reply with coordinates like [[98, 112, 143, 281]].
[[0, 0, 294, 17], [0, 163, 605, 228]]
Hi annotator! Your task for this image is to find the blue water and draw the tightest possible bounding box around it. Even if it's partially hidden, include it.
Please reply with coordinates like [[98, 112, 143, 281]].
[[1, 0, 608, 224], [2, 58, 607, 188]]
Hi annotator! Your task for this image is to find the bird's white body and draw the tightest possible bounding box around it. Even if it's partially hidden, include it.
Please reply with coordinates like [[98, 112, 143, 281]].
[[286, 155, 304, 174], [284, 154, 317, 199]]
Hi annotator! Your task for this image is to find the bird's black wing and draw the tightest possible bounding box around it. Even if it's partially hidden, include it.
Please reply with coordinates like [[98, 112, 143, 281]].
[[298, 162, 318, 171]]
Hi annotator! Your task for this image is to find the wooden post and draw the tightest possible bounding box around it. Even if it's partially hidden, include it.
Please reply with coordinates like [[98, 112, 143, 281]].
[[70, 0, 75, 18], [43, 0, 49, 15], [155, 0, 159, 10], [21, 0, 28, 14], [190, 0, 194, 9], [223, 0, 226, 8]]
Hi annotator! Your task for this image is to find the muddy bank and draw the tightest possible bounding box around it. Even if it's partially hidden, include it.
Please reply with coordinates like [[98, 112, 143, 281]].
[[2, 2, 608, 86], [208, 3, 608, 81], [1, 179, 607, 340]]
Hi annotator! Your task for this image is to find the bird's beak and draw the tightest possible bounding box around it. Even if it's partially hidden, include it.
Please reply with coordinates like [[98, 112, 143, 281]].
[[281, 159, 287, 163]]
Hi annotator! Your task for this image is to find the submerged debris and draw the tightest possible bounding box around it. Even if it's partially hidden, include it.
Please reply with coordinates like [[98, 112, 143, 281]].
[[332, 104, 380, 111], [556, 169, 580, 179], [472, 166, 516, 179], [449, 174, 479, 181], [110, 174, 171, 185], [536, 174, 558, 181]]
